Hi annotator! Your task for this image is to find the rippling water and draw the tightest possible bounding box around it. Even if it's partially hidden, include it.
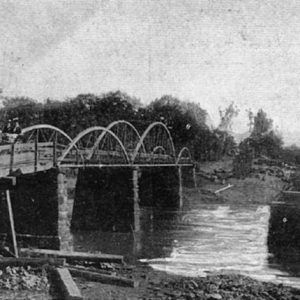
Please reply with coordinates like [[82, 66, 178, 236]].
[[73, 194, 300, 288]]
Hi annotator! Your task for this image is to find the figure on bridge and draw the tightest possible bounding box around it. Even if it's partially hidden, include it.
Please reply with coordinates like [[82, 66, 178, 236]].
[[2, 119, 13, 134], [0, 118, 22, 144]]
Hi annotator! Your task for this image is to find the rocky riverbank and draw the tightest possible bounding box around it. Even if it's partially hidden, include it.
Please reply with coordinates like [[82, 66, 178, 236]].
[[193, 156, 295, 205], [74, 262, 300, 300], [1, 157, 298, 299], [75, 157, 300, 299]]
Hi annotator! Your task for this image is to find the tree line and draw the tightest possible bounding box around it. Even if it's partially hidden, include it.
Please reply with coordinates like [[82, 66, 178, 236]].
[[1, 91, 292, 164], [0, 91, 238, 161]]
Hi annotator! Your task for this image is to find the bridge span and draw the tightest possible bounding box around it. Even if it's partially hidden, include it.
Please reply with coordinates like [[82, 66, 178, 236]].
[[0, 121, 196, 251], [0, 120, 193, 177]]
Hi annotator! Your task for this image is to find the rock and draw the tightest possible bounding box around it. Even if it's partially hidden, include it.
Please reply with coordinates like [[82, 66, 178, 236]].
[[207, 293, 222, 300], [186, 291, 196, 299], [165, 290, 182, 298]]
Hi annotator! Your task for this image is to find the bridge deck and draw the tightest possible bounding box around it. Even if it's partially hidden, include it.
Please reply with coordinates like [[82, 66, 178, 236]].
[[0, 142, 193, 178]]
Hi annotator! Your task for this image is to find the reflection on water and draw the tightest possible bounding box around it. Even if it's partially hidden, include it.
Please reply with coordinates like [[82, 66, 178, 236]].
[[72, 194, 300, 288]]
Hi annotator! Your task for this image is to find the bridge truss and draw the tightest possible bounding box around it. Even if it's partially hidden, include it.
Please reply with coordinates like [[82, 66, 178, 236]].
[[0, 121, 193, 177]]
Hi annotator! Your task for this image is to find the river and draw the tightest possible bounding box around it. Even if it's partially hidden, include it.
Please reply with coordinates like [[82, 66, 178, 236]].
[[72, 192, 300, 288]]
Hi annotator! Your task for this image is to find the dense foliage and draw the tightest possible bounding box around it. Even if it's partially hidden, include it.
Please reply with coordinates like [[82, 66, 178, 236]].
[[0, 91, 237, 162], [233, 109, 285, 177]]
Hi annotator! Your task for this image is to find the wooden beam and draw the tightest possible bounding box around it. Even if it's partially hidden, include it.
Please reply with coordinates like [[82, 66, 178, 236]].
[[282, 190, 300, 196], [68, 267, 138, 288], [59, 163, 193, 168], [214, 184, 234, 194], [6, 190, 18, 257], [54, 268, 83, 300], [0, 257, 66, 268], [20, 248, 124, 264]]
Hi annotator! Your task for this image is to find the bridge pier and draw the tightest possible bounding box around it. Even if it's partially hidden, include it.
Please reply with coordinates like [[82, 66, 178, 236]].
[[57, 169, 74, 251], [132, 167, 141, 232]]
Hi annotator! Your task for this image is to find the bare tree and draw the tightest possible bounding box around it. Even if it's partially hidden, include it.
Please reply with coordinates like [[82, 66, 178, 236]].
[[218, 102, 239, 132]]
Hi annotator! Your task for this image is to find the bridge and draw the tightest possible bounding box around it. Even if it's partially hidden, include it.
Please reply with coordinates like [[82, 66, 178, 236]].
[[0, 121, 195, 251], [0, 120, 193, 177]]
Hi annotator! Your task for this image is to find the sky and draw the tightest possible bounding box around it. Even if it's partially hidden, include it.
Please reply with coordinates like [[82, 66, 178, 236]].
[[1, 0, 300, 145]]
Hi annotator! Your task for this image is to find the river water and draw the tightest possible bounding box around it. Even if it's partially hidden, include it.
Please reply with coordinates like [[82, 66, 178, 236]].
[[72, 193, 300, 288]]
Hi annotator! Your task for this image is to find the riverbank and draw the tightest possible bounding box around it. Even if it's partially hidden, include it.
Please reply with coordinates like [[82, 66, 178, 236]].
[[75, 263, 300, 300], [1, 157, 298, 299], [192, 156, 293, 205], [74, 158, 299, 299]]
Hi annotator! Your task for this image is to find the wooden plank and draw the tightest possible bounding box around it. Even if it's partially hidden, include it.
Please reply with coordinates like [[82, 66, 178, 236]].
[[20, 248, 124, 264], [214, 184, 234, 194], [6, 190, 18, 257], [54, 268, 83, 300], [68, 267, 138, 288], [282, 190, 300, 195], [0, 257, 66, 268]]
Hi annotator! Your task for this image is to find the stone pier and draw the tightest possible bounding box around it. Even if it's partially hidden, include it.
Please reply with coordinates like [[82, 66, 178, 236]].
[[0, 164, 190, 250], [57, 169, 75, 251], [132, 167, 141, 232]]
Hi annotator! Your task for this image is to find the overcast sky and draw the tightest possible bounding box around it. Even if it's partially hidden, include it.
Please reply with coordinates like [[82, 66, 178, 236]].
[[1, 0, 300, 145]]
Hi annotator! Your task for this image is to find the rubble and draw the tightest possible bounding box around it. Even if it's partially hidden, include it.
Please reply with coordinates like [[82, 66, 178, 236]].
[[0, 265, 49, 291]]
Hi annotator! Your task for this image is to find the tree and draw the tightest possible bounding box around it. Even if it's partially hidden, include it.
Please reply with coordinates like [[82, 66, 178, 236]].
[[252, 109, 273, 136], [246, 109, 254, 132], [239, 109, 283, 159], [218, 102, 239, 132]]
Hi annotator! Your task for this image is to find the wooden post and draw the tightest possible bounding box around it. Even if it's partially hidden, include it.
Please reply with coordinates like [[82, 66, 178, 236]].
[[132, 167, 140, 232], [9, 143, 15, 174], [34, 129, 39, 172], [193, 165, 197, 188], [6, 190, 18, 257], [53, 131, 57, 167], [178, 166, 183, 208]]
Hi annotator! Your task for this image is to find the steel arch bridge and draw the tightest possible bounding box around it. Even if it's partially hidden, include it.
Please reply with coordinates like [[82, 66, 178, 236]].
[[0, 121, 193, 178]]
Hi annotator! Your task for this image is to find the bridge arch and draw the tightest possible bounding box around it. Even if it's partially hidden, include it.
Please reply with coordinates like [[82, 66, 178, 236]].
[[152, 146, 166, 155], [176, 147, 192, 165], [88, 120, 145, 162], [58, 126, 130, 166], [9, 124, 74, 173], [19, 124, 73, 144], [132, 122, 176, 164]]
